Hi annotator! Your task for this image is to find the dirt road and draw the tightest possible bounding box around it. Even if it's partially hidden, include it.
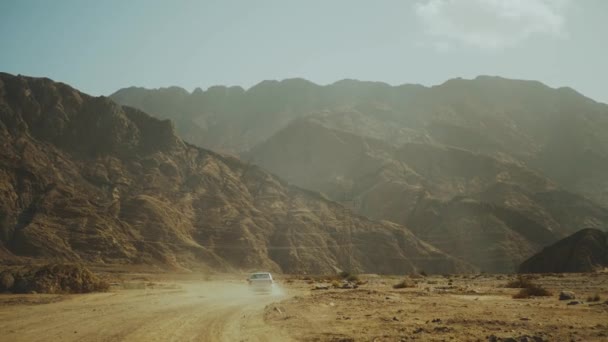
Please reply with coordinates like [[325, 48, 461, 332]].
[[0, 280, 291, 342]]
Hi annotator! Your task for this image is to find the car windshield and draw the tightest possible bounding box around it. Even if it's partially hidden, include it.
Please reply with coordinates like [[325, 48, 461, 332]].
[[250, 273, 270, 279]]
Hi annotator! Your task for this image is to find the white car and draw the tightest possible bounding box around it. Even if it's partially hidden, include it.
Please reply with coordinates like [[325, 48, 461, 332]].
[[247, 272, 274, 288]]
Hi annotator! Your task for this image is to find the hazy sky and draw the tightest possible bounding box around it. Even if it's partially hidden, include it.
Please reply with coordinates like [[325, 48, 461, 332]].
[[1, 0, 607, 103]]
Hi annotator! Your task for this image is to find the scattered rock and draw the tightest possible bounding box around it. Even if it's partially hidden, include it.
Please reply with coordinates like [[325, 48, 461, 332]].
[[433, 326, 452, 333], [313, 284, 330, 290], [330, 338, 354, 342], [338, 282, 358, 289], [488, 334, 545, 342], [413, 327, 425, 334], [559, 291, 576, 300]]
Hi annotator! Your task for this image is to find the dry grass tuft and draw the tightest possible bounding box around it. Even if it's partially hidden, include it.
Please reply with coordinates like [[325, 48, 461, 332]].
[[513, 285, 552, 298], [393, 279, 417, 289], [339, 271, 359, 282], [505, 276, 535, 289], [505, 276, 552, 298]]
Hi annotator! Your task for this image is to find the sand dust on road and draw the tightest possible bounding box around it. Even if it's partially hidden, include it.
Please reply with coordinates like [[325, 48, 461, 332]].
[[0, 280, 291, 342]]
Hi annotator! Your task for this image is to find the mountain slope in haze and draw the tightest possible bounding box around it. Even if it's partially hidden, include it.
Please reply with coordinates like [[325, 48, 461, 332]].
[[0, 72, 473, 274], [519, 228, 608, 273], [245, 119, 608, 272], [111, 76, 608, 207]]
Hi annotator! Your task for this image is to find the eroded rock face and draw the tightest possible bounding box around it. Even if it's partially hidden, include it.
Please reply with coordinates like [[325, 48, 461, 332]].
[[0, 73, 473, 274], [519, 228, 608, 273], [245, 120, 608, 272]]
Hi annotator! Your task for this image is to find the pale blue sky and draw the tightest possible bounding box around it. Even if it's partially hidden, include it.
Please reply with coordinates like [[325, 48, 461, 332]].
[[1, 0, 606, 102]]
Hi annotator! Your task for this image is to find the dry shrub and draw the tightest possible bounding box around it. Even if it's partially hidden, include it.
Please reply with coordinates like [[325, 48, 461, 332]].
[[346, 274, 359, 282], [505, 276, 535, 289], [512, 282, 552, 299], [339, 271, 359, 282], [513, 286, 552, 298], [506, 275, 552, 298], [393, 279, 416, 289], [587, 293, 601, 302], [0, 264, 109, 294]]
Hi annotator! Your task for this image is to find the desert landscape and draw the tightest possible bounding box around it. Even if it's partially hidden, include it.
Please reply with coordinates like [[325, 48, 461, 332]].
[[2, 1, 608, 341], [1, 269, 607, 341], [2, 67, 608, 342]]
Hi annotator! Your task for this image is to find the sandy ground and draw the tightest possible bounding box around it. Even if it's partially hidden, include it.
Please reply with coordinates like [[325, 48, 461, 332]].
[[1, 272, 608, 341], [0, 276, 292, 342], [265, 272, 608, 341]]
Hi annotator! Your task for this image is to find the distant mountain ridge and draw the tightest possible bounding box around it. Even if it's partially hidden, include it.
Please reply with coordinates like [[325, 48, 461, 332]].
[[111, 76, 608, 207], [0, 72, 473, 274]]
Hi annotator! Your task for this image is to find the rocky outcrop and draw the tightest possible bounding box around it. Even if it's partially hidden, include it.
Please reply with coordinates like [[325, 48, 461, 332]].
[[519, 228, 608, 273]]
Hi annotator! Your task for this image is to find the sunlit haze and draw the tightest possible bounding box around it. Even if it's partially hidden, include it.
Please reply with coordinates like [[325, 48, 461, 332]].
[[1, 0, 607, 102]]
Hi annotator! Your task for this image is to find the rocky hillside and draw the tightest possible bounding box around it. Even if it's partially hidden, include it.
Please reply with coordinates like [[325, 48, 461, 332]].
[[111, 76, 608, 272], [245, 120, 608, 272], [0, 72, 473, 274], [519, 228, 608, 273]]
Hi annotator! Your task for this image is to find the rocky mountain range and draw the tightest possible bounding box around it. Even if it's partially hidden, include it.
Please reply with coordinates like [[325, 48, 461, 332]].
[[0, 72, 473, 274], [110, 76, 608, 207], [112, 77, 608, 272]]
